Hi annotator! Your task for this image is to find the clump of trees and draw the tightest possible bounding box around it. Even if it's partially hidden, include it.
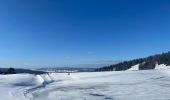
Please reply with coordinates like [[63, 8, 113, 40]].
[[0, 70, 3, 74], [5, 68, 16, 74], [0, 68, 16, 74], [96, 51, 170, 71]]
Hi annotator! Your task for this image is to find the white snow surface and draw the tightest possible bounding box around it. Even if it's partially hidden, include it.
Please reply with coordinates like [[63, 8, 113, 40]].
[[155, 63, 170, 70], [1, 70, 170, 100], [128, 64, 139, 71]]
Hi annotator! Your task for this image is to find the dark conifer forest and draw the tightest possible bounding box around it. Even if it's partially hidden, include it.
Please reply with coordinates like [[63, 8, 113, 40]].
[[96, 51, 170, 71]]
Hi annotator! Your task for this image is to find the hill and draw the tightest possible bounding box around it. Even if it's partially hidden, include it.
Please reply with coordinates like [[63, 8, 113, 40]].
[[96, 51, 170, 71]]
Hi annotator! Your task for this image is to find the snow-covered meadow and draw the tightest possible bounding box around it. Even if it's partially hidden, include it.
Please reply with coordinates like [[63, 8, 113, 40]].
[[1, 69, 170, 100]]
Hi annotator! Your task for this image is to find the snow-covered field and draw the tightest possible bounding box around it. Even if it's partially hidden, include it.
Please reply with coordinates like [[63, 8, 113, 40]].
[[1, 70, 170, 100]]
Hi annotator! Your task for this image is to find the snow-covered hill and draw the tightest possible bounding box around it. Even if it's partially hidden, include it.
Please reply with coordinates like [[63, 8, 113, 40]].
[[1, 70, 170, 100], [155, 63, 170, 70], [127, 64, 140, 71]]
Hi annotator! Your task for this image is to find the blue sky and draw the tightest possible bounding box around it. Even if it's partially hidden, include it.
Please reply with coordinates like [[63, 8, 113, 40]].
[[0, 0, 170, 68]]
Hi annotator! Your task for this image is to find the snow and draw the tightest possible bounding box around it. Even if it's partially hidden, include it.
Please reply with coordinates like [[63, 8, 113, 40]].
[[155, 63, 170, 70], [1, 70, 170, 100], [127, 64, 139, 71]]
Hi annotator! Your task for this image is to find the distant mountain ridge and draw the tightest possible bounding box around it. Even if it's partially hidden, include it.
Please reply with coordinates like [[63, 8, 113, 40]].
[[38, 67, 96, 72], [96, 51, 170, 71], [37, 60, 121, 72]]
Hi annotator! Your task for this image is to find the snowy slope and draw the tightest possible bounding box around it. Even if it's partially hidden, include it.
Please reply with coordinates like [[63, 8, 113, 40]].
[[155, 63, 170, 70], [1, 70, 170, 100], [127, 64, 139, 71]]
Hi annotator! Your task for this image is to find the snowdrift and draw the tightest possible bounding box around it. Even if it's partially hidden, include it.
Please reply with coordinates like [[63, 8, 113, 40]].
[[1, 69, 170, 100]]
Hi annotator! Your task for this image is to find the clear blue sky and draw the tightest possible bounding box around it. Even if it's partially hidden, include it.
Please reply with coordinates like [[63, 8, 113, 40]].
[[0, 0, 170, 68]]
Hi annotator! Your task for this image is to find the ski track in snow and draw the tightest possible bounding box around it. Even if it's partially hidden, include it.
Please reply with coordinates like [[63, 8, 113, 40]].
[[1, 70, 170, 100]]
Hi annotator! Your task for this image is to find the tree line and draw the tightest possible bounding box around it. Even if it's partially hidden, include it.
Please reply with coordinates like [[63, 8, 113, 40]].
[[96, 51, 170, 71], [0, 68, 16, 74]]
